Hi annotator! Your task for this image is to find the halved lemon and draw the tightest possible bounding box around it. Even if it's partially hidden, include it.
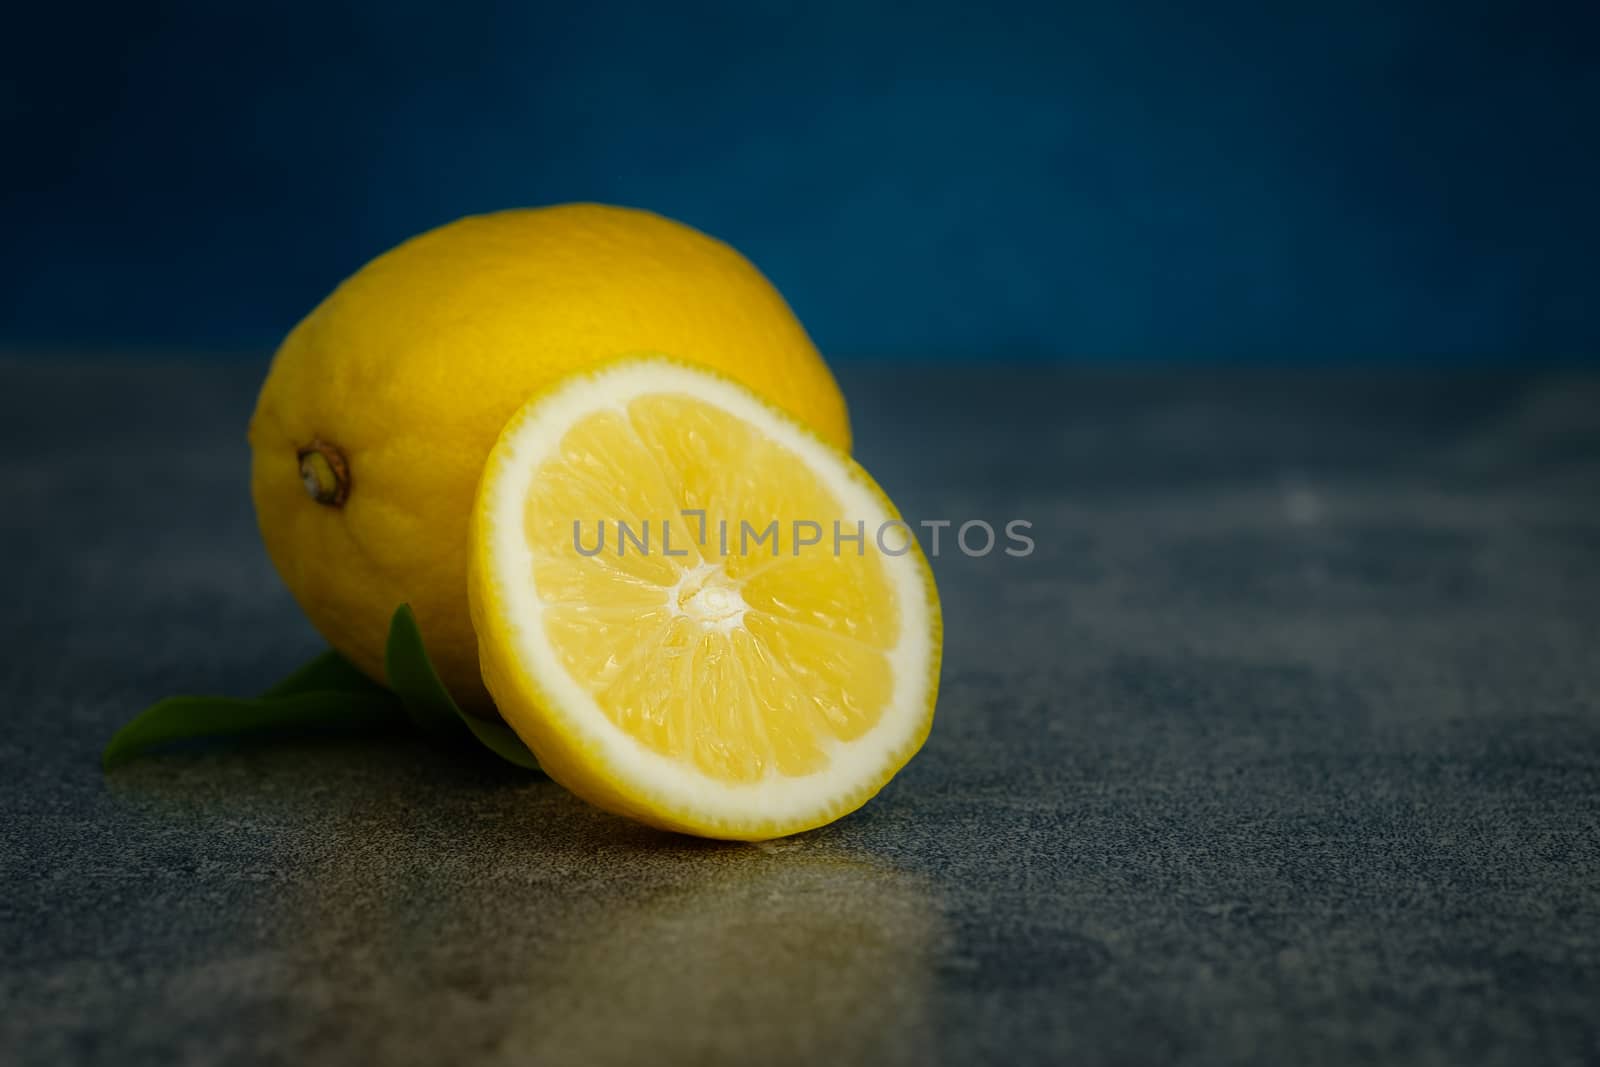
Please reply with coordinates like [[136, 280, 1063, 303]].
[[469, 358, 941, 839]]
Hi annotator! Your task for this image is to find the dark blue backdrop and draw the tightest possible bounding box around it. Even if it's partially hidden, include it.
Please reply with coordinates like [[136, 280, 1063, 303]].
[[2, 0, 1596, 359]]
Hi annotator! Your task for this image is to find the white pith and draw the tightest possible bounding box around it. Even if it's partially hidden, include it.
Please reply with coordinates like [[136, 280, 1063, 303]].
[[669, 562, 750, 633], [481, 360, 936, 829]]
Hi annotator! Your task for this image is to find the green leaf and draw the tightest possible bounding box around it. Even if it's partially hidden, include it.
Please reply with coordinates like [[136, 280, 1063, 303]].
[[101, 690, 401, 770], [454, 709, 546, 772], [101, 609, 543, 773], [261, 648, 386, 699], [383, 604, 466, 736], [383, 604, 543, 772]]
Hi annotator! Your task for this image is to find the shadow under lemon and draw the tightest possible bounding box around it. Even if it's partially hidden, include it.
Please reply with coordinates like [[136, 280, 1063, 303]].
[[98, 742, 944, 1066], [493, 850, 944, 1066]]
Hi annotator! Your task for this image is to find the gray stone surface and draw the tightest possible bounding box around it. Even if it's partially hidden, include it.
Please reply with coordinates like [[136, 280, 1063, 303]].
[[2, 358, 1598, 1066]]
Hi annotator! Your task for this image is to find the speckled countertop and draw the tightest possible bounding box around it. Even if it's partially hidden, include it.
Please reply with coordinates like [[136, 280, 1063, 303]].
[[3, 359, 1597, 1066]]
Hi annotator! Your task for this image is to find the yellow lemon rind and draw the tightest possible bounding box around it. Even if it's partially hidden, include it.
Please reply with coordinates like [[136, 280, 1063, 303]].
[[469, 356, 941, 840]]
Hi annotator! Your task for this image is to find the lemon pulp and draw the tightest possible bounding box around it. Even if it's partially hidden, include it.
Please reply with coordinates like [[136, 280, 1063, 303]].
[[471, 359, 940, 839]]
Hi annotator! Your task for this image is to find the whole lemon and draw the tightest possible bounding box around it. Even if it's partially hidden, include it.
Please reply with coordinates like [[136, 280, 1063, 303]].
[[249, 204, 851, 714]]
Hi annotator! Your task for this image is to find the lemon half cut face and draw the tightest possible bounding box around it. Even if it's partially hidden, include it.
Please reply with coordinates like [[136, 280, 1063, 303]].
[[469, 359, 942, 840]]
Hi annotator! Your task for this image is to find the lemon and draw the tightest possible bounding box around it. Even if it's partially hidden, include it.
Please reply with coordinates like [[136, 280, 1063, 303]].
[[469, 358, 941, 839], [249, 205, 851, 714]]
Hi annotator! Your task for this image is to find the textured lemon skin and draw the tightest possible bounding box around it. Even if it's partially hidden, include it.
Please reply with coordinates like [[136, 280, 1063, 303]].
[[249, 205, 852, 714], [468, 360, 941, 841]]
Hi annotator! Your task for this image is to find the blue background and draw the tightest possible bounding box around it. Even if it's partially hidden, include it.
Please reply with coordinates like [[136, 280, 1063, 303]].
[[2, 0, 1596, 360]]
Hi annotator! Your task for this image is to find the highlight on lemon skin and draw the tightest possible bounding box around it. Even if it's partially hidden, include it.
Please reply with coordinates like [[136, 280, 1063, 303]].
[[248, 203, 852, 717], [469, 358, 942, 840]]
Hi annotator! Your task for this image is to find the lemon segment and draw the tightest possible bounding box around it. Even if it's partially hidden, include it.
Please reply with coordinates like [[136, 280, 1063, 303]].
[[470, 359, 940, 839]]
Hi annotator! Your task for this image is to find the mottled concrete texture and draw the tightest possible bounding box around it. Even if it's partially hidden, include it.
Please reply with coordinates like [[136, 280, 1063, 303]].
[[2, 359, 1598, 1066]]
